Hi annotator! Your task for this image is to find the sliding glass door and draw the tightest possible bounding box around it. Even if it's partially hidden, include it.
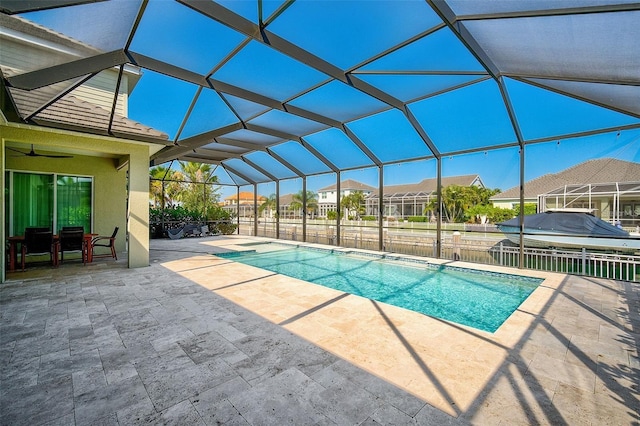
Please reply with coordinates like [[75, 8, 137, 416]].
[[56, 175, 92, 232], [12, 172, 54, 234], [7, 171, 92, 236]]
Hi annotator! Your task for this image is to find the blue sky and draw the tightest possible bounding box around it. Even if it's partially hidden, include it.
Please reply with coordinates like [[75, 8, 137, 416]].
[[22, 1, 640, 201]]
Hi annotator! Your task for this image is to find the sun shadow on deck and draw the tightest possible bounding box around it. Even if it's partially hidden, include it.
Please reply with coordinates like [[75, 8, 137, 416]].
[[161, 236, 638, 422]]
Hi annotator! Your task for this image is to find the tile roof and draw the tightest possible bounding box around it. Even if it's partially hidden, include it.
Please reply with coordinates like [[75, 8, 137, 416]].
[[225, 191, 265, 202], [493, 158, 640, 200], [279, 193, 294, 205], [318, 179, 377, 192], [366, 175, 482, 198], [6, 83, 168, 143], [317, 176, 482, 199], [1, 14, 167, 143], [0, 13, 101, 55]]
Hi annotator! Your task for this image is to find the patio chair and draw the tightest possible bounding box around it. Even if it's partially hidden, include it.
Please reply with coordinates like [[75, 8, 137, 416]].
[[184, 224, 201, 237], [61, 226, 84, 233], [167, 227, 184, 239], [25, 226, 49, 234], [5, 241, 10, 271], [91, 227, 118, 260], [59, 228, 86, 264], [21, 230, 56, 271]]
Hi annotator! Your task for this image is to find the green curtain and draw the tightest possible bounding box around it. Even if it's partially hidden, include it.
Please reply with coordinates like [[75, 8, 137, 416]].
[[4, 171, 9, 237], [12, 172, 54, 235], [8, 172, 93, 236], [56, 175, 92, 233]]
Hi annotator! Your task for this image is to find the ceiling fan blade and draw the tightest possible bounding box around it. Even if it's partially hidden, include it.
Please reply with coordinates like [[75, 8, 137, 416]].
[[42, 154, 74, 158], [6, 145, 73, 158], [6, 147, 28, 155]]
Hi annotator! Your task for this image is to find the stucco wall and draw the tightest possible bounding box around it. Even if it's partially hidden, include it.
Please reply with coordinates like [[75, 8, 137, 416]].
[[0, 34, 128, 116], [5, 153, 128, 253], [1, 123, 153, 273]]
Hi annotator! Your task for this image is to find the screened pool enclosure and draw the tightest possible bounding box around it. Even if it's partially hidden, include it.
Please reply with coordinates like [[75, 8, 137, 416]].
[[2, 0, 640, 275]]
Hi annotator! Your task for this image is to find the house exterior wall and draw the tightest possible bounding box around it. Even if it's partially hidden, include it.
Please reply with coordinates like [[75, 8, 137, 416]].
[[1, 32, 129, 117], [493, 199, 536, 210], [0, 37, 67, 72], [600, 199, 611, 221], [5, 149, 128, 249], [541, 195, 639, 227], [318, 188, 372, 204], [317, 188, 373, 218], [72, 70, 128, 117], [1, 123, 152, 273], [1, 134, 5, 282]]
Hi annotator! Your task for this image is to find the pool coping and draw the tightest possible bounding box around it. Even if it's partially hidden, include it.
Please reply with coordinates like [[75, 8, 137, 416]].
[[167, 236, 569, 415]]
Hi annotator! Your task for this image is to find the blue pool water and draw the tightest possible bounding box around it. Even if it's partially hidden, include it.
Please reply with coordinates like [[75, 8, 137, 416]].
[[217, 245, 542, 332]]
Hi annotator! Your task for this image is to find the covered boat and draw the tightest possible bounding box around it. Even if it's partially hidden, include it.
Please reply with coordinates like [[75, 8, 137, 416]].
[[497, 210, 640, 252]]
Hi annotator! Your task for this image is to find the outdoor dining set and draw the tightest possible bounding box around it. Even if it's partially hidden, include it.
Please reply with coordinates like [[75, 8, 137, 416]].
[[6, 226, 118, 272]]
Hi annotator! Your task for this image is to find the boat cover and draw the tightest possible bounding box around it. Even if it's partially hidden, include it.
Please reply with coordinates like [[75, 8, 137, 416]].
[[498, 212, 630, 237]]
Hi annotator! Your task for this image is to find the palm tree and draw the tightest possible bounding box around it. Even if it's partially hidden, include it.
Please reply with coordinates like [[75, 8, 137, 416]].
[[149, 166, 184, 208], [289, 190, 318, 218], [341, 191, 366, 220], [177, 162, 220, 215], [149, 166, 167, 207], [425, 185, 502, 223], [258, 193, 278, 218], [178, 161, 215, 184]]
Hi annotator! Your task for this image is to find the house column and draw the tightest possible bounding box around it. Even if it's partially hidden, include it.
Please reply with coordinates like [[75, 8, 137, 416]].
[[236, 186, 240, 234], [302, 177, 307, 242], [253, 184, 258, 237], [128, 149, 150, 267], [336, 172, 341, 246], [436, 158, 442, 258], [379, 165, 384, 251], [1, 136, 5, 283], [276, 181, 280, 239]]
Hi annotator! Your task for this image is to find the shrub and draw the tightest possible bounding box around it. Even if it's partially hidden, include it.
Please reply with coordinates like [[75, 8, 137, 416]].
[[215, 222, 237, 235], [361, 215, 377, 221], [407, 216, 428, 222], [514, 203, 537, 216]]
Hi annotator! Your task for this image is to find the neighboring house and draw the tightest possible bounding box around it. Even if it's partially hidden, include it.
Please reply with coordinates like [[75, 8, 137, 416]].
[[222, 191, 265, 217], [317, 179, 376, 218], [491, 158, 640, 226], [278, 193, 296, 218], [366, 175, 485, 219], [1, 14, 168, 274]]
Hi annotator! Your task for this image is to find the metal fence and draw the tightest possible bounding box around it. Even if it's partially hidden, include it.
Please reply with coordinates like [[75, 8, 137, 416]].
[[439, 240, 639, 282], [239, 220, 640, 282], [492, 244, 639, 282]]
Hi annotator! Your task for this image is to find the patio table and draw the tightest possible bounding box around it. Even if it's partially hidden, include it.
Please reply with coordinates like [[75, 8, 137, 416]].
[[6, 233, 98, 272]]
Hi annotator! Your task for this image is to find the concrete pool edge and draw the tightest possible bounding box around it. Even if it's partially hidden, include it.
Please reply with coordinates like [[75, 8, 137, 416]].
[[216, 240, 547, 333], [163, 236, 568, 416]]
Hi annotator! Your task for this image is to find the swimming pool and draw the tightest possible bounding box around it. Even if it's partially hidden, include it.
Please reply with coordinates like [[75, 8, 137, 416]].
[[217, 244, 542, 332]]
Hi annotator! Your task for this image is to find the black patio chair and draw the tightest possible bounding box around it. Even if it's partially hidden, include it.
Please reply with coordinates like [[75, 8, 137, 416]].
[[21, 230, 56, 271], [59, 228, 86, 264], [25, 226, 49, 234], [91, 227, 118, 260], [61, 226, 84, 233]]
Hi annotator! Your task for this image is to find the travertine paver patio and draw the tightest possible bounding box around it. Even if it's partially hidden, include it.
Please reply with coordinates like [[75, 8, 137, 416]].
[[1, 235, 638, 425]]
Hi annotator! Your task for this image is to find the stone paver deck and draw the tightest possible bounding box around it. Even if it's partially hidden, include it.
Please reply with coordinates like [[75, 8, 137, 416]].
[[1, 235, 638, 425]]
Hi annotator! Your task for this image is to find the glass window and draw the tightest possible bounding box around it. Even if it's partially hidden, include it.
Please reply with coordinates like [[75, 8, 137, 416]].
[[8, 172, 92, 235], [12, 172, 54, 235], [56, 175, 92, 232]]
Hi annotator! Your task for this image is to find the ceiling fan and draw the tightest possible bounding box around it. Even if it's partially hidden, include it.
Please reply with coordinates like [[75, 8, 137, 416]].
[[7, 144, 73, 159]]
